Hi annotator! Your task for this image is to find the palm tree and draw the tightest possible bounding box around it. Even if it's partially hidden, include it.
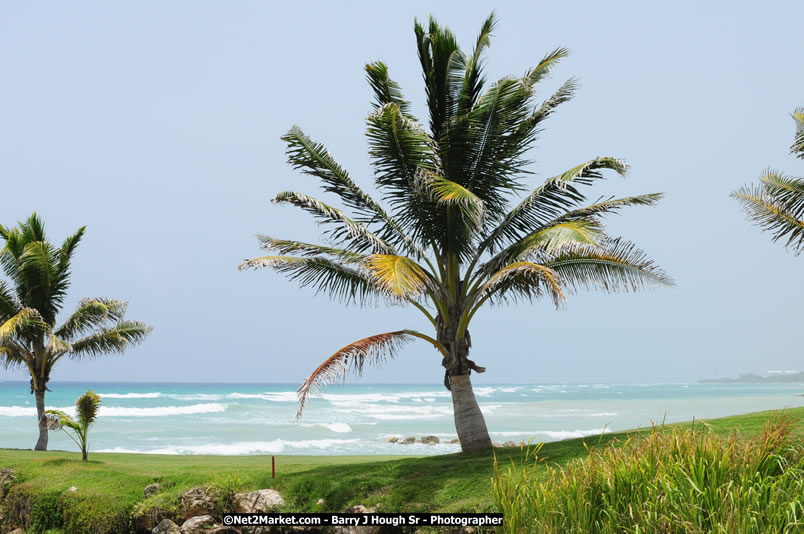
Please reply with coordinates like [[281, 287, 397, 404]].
[[733, 108, 804, 253], [43, 390, 101, 461], [241, 14, 672, 452], [0, 213, 152, 450]]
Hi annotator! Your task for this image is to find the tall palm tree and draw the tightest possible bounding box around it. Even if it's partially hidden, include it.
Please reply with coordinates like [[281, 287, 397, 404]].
[[43, 390, 101, 461], [0, 213, 152, 450], [241, 14, 672, 452], [733, 108, 804, 254]]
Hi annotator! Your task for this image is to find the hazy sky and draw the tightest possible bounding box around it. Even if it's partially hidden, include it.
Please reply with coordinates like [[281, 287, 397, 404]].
[[1, 1, 802, 385]]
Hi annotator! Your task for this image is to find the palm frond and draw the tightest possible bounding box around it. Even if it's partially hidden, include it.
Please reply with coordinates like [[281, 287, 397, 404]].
[[55, 298, 128, 340], [364, 255, 431, 298], [415, 16, 462, 139], [0, 339, 31, 369], [69, 321, 152, 360], [415, 169, 486, 227], [759, 171, 804, 220], [455, 12, 497, 115], [542, 239, 674, 293], [75, 390, 101, 427], [257, 236, 365, 263], [0, 308, 47, 339], [282, 126, 407, 241], [733, 181, 804, 253], [479, 157, 629, 252], [272, 191, 395, 254], [478, 261, 565, 308], [526, 47, 570, 86], [0, 280, 21, 322], [297, 330, 418, 417], [43, 409, 81, 433], [792, 107, 804, 158], [365, 62, 414, 117], [527, 77, 577, 128], [238, 255, 393, 304]]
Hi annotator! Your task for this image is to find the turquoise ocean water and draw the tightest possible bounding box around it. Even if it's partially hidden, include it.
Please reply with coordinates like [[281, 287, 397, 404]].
[[1, 381, 802, 455]]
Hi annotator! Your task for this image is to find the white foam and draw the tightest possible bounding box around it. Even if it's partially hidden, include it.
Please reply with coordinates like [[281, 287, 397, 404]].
[[227, 392, 298, 402], [167, 394, 224, 401], [98, 392, 162, 399], [500, 387, 523, 393], [474, 387, 496, 396], [491, 428, 609, 439], [0, 403, 229, 417], [96, 438, 359, 455]]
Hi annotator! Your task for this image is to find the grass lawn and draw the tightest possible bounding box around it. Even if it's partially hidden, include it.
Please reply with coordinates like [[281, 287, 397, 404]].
[[0, 407, 801, 532]]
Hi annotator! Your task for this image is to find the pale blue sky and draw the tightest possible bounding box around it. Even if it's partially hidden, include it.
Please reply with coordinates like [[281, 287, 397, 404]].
[[1, 1, 802, 385]]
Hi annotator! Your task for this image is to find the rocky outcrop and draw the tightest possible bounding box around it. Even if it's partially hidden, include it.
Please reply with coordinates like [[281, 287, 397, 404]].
[[179, 487, 216, 521], [382, 436, 398, 443], [233, 489, 284, 513], [180, 515, 216, 533], [152, 519, 181, 534], [400, 436, 415, 444], [0, 469, 15, 499], [145, 483, 163, 498], [134, 503, 176, 532], [420, 435, 440, 445]]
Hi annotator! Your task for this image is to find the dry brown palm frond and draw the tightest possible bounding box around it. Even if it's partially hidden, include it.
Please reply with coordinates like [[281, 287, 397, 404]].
[[296, 330, 417, 418]]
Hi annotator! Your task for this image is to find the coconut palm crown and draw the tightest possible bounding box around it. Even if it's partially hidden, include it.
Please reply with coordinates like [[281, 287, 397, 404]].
[[241, 14, 672, 452], [733, 108, 804, 254], [0, 214, 152, 450]]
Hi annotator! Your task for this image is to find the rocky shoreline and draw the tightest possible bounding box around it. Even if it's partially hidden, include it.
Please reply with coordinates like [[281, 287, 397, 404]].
[[384, 436, 527, 448]]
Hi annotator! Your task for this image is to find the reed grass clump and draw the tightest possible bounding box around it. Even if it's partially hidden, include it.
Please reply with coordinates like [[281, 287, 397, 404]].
[[493, 417, 803, 533]]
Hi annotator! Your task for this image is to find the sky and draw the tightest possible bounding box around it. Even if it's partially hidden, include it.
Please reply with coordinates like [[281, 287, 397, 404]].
[[1, 1, 802, 385]]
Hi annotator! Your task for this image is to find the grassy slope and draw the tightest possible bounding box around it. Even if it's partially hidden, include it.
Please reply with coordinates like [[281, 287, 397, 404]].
[[0, 407, 802, 524]]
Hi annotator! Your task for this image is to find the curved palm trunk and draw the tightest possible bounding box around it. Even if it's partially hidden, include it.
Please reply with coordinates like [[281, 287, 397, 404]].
[[450, 373, 492, 452], [34, 388, 48, 451]]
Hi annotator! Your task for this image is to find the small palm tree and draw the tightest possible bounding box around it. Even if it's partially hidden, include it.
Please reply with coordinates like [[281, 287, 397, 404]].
[[43, 390, 101, 461], [733, 108, 804, 253], [242, 14, 672, 452], [0, 214, 152, 450]]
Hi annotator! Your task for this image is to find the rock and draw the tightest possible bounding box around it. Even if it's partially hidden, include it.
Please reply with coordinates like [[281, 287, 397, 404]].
[[179, 487, 216, 521], [502, 441, 518, 447], [332, 506, 379, 534], [69, 486, 78, 492], [382, 436, 398, 443], [492, 442, 502, 447], [180, 515, 217, 534], [420, 435, 440, 445], [233, 489, 285, 513], [316, 498, 325, 505], [145, 483, 163, 498], [152, 519, 181, 534], [134, 505, 175, 532], [0, 468, 15, 499], [343, 505, 374, 514], [447, 438, 460, 444], [400, 436, 416, 444]]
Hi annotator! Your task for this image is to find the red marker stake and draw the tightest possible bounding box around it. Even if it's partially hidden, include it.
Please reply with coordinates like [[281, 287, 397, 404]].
[[272, 455, 275, 478]]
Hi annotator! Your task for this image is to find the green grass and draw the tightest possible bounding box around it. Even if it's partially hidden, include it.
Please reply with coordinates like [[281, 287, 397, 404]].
[[0, 407, 802, 533]]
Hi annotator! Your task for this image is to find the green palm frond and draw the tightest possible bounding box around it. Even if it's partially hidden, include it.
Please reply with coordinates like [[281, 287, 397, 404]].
[[55, 298, 128, 340], [0, 280, 21, 322], [477, 219, 605, 279], [759, 171, 804, 220], [43, 409, 81, 433], [416, 169, 486, 227], [283, 126, 406, 238], [272, 191, 395, 254], [238, 255, 393, 304], [0, 339, 31, 369], [543, 239, 674, 293], [792, 107, 804, 158], [257, 236, 365, 263], [478, 261, 565, 308], [75, 390, 101, 427], [479, 157, 629, 253], [69, 321, 152, 360], [527, 77, 578, 129], [455, 12, 496, 115], [733, 180, 804, 254], [365, 62, 414, 117], [526, 47, 570, 86], [415, 16, 462, 140]]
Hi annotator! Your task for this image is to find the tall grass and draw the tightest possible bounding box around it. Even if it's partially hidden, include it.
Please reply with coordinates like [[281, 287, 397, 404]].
[[493, 417, 803, 533]]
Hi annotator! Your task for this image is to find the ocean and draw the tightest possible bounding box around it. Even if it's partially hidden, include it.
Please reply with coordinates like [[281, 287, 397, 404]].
[[1, 381, 802, 455]]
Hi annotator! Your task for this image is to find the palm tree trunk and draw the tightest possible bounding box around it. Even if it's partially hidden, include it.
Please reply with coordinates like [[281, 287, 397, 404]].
[[449, 373, 492, 452], [34, 388, 48, 451], [82, 448, 87, 461]]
